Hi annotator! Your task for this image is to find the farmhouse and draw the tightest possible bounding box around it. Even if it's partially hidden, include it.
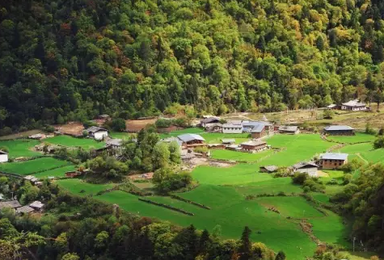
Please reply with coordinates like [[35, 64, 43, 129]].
[[319, 153, 348, 169], [29, 201, 44, 211], [16, 205, 35, 214], [85, 126, 109, 140], [0, 150, 8, 163], [341, 99, 367, 111], [240, 140, 267, 153], [0, 200, 21, 210], [279, 126, 300, 135], [260, 165, 279, 173], [200, 117, 220, 127], [222, 123, 243, 134], [324, 125, 355, 135], [177, 134, 206, 148], [292, 162, 319, 177]]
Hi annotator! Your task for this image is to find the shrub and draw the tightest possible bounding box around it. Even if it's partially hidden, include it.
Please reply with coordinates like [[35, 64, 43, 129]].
[[292, 172, 308, 185], [110, 118, 126, 132], [155, 118, 172, 128], [340, 158, 364, 172], [373, 136, 384, 149], [194, 146, 208, 154], [365, 123, 376, 135], [323, 109, 334, 119]]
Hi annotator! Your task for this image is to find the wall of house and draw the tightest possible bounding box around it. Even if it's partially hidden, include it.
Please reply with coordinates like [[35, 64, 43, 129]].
[[222, 127, 243, 134], [241, 144, 266, 152], [296, 167, 318, 177], [342, 106, 366, 111], [0, 154, 8, 163], [326, 130, 354, 136], [320, 159, 346, 169], [94, 131, 108, 140]]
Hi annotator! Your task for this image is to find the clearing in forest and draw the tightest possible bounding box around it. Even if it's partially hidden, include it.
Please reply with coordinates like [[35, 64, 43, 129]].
[[0, 157, 70, 175], [44, 135, 105, 150], [0, 139, 41, 158]]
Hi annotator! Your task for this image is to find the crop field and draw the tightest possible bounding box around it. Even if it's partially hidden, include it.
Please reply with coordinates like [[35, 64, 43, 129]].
[[327, 132, 376, 144], [339, 143, 384, 163], [34, 165, 77, 179], [109, 132, 132, 140], [0, 139, 41, 158], [210, 149, 274, 162], [44, 135, 105, 150], [52, 132, 350, 260], [0, 157, 70, 175], [159, 127, 203, 138]]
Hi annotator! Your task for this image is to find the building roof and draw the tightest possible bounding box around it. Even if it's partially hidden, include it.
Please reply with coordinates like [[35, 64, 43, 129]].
[[222, 139, 235, 144], [251, 123, 266, 133], [222, 123, 243, 128], [29, 201, 44, 209], [0, 150, 8, 155], [86, 126, 108, 134], [241, 140, 267, 146], [293, 162, 319, 169], [260, 165, 279, 172], [16, 206, 35, 214], [327, 104, 337, 108], [279, 125, 299, 132], [106, 139, 123, 147], [177, 134, 205, 143], [201, 117, 220, 124], [24, 175, 38, 182], [0, 200, 21, 209], [324, 125, 354, 131], [320, 153, 348, 161], [342, 99, 366, 107]]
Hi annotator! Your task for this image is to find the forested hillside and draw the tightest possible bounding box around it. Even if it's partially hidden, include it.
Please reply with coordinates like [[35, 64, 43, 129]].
[[2, 0, 384, 129]]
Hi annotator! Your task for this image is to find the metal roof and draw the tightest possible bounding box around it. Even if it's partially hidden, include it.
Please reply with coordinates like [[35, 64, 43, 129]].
[[16, 206, 34, 214], [0, 150, 7, 155], [86, 126, 108, 133], [29, 201, 44, 209], [293, 162, 319, 169], [320, 153, 348, 160], [0, 200, 21, 209], [106, 139, 123, 146], [177, 134, 205, 143], [241, 140, 266, 146], [160, 137, 183, 147], [222, 123, 243, 128], [201, 117, 220, 124], [324, 125, 354, 131], [279, 125, 298, 132], [342, 99, 366, 107], [251, 124, 266, 133]]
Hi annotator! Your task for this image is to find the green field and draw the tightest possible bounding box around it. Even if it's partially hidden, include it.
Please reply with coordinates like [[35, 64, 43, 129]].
[[210, 149, 274, 162], [0, 139, 41, 158], [159, 128, 204, 138], [109, 132, 132, 140], [0, 157, 70, 175], [327, 132, 376, 144], [54, 132, 349, 260], [338, 143, 384, 163], [34, 165, 77, 179], [44, 135, 105, 150]]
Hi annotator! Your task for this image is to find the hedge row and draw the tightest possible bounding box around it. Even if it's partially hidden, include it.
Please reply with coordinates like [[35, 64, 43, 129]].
[[170, 194, 210, 210], [138, 198, 194, 216]]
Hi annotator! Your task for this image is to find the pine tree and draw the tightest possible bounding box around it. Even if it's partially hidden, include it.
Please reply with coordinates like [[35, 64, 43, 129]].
[[239, 226, 252, 260]]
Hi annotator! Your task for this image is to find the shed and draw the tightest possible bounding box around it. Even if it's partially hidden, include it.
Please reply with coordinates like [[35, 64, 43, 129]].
[[16, 206, 35, 214], [292, 162, 319, 177], [29, 201, 44, 211], [324, 125, 355, 136], [260, 165, 279, 173], [85, 126, 109, 140], [279, 126, 300, 134], [221, 139, 235, 145], [0, 150, 8, 163], [319, 153, 348, 169]]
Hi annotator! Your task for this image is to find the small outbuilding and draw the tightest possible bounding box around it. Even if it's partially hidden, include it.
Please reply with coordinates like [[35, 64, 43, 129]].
[[319, 153, 348, 169], [85, 126, 109, 140], [292, 162, 319, 177], [240, 140, 267, 153], [260, 165, 279, 173], [0, 150, 8, 163], [279, 126, 300, 135], [29, 201, 44, 211], [324, 125, 355, 136]]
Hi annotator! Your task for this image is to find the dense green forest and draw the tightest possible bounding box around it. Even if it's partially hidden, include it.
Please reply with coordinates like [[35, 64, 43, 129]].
[[2, 0, 384, 129]]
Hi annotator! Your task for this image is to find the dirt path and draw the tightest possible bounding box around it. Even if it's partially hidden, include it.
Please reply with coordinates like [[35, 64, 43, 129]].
[[356, 153, 369, 164]]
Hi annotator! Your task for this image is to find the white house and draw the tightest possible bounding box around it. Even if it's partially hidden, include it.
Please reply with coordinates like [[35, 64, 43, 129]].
[[222, 123, 243, 134], [85, 126, 109, 140], [0, 151, 8, 163], [292, 162, 319, 177], [341, 99, 367, 111]]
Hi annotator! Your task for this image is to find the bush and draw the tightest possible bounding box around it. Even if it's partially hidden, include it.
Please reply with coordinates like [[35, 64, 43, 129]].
[[373, 136, 384, 149], [155, 118, 172, 128], [292, 172, 308, 185], [303, 178, 325, 192], [323, 109, 334, 119], [0, 127, 12, 136], [194, 146, 208, 154], [365, 123, 376, 135], [110, 118, 126, 132], [340, 158, 364, 173]]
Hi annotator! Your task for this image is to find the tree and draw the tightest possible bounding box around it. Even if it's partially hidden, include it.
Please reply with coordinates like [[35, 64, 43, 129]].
[[239, 226, 252, 260], [275, 251, 286, 260], [374, 136, 384, 149], [168, 141, 181, 164], [152, 142, 170, 170], [323, 109, 334, 119], [61, 253, 80, 260], [110, 118, 126, 132]]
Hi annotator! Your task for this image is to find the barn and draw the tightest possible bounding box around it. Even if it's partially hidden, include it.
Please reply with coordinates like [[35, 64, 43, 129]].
[[292, 162, 319, 177], [319, 153, 348, 169]]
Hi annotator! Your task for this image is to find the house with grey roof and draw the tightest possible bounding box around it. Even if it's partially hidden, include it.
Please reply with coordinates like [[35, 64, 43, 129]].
[[0, 200, 21, 210], [292, 162, 319, 177], [222, 139, 236, 145], [222, 123, 243, 133], [319, 153, 348, 169], [323, 125, 355, 136], [260, 165, 279, 173], [279, 126, 300, 135], [29, 201, 44, 211], [177, 134, 206, 148], [341, 99, 367, 111], [85, 126, 109, 140], [16, 205, 35, 214]]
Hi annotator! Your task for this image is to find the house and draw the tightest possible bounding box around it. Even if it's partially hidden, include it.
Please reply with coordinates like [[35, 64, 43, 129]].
[[319, 153, 348, 169], [222, 123, 243, 134], [29, 201, 44, 211], [260, 165, 279, 173], [177, 134, 206, 148], [292, 162, 319, 177], [279, 126, 300, 135], [222, 139, 236, 145], [240, 140, 267, 153], [0, 200, 21, 210], [205, 123, 223, 132], [341, 99, 367, 111], [324, 125, 355, 136], [243, 121, 273, 135], [16, 206, 35, 214], [200, 117, 220, 128], [24, 175, 39, 184], [0, 150, 8, 163], [85, 126, 108, 140], [65, 171, 82, 178], [106, 138, 124, 155]]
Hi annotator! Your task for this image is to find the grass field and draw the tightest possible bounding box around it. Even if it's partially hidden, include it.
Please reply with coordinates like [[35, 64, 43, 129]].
[[327, 132, 376, 144], [210, 149, 274, 162], [44, 135, 105, 150], [0, 139, 41, 158], [0, 157, 70, 175], [338, 143, 384, 163], [34, 165, 77, 179], [57, 179, 114, 196], [109, 132, 133, 140], [159, 128, 203, 138]]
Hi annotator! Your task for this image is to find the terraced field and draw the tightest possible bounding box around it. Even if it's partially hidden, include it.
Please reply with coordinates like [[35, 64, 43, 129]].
[[0, 157, 70, 175], [0, 139, 40, 158], [44, 135, 105, 150]]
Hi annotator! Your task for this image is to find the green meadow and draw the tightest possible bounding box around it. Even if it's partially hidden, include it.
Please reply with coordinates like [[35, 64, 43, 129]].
[[210, 149, 274, 162], [44, 135, 105, 150], [0, 157, 70, 175], [327, 132, 376, 144], [0, 139, 41, 158], [34, 165, 77, 179]]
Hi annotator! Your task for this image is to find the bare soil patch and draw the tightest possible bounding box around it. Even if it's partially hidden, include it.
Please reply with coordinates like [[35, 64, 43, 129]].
[[126, 119, 157, 132], [54, 122, 84, 136]]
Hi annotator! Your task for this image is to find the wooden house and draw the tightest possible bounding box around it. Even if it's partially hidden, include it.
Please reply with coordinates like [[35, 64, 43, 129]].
[[85, 126, 109, 140], [323, 125, 355, 136], [341, 99, 367, 111], [319, 153, 348, 169], [177, 134, 206, 148], [240, 140, 267, 153]]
